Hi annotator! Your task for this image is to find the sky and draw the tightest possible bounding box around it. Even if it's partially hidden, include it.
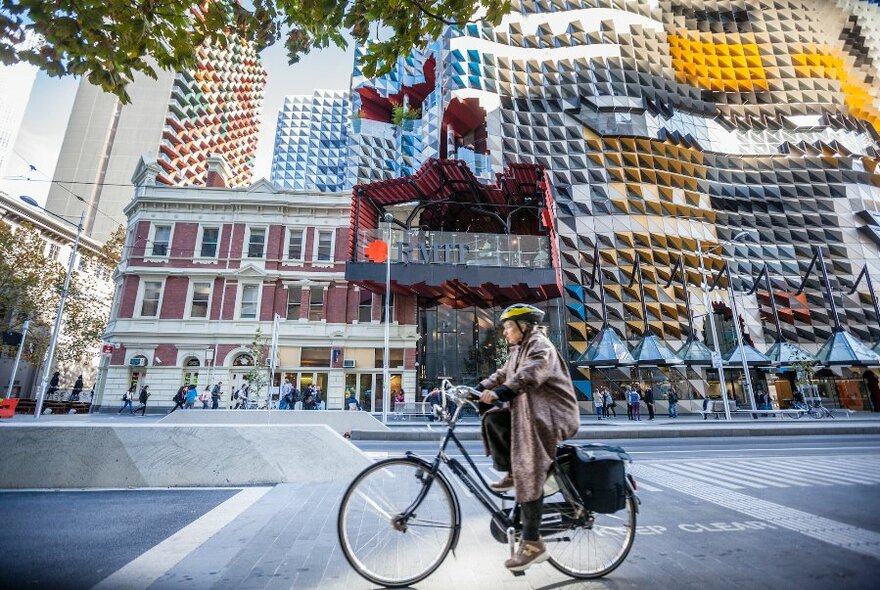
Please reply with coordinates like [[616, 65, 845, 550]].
[[2, 39, 355, 206]]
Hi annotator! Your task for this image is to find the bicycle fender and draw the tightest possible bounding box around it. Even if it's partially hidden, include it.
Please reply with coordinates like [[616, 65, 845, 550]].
[[405, 452, 463, 554]]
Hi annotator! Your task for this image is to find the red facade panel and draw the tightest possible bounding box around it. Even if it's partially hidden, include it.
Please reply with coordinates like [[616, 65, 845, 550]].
[[171, 223, 198, 259], [118, 275, 140, 319], [160, 276, 189, 319]]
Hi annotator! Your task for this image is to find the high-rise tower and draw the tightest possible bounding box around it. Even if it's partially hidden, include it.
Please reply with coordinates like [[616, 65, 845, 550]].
[[270, 90, 350, 192], [46, 38, 267, 242]]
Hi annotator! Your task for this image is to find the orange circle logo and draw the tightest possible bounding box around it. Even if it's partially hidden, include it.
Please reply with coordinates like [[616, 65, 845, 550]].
[[365, 239, 389, 263]]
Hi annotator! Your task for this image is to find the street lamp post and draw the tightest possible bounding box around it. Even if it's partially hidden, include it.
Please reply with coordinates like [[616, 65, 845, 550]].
[[382, 213, 394, 424], [5, 319, 30, 399], [697, 241, 731, 420], [34, 209, 85, 418], [726, 264, 758, 412]]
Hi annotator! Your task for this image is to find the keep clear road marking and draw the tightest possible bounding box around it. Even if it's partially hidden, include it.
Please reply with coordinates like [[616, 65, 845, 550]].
[[92, 486, 272, 590], [636, 465, 880, 559]]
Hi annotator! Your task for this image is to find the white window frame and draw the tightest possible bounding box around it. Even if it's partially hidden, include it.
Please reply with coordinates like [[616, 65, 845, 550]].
[[147, 223, 174, 259], [245, 226, 267, 259], [285, 227, 306, 261], [313, 228, 335, 263], [135, 278, 165, 318], [46, 242, 60, 261], [186, 280, 214, 319], [237, 282, 262, 320], [196, 225, 221, 260]]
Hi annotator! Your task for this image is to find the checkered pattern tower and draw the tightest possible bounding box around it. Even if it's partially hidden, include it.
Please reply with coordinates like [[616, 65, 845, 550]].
[[349, 0, 880, 370], [271, 90, 350, 192]]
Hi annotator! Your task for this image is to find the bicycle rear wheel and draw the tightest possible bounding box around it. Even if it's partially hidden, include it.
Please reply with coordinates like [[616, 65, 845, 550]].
[[544, 494, 637, 579], [337, 458, 457, 588]]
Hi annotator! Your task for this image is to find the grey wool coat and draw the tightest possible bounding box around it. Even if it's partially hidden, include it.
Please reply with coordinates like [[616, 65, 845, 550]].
[[480, 326, 580, 503]]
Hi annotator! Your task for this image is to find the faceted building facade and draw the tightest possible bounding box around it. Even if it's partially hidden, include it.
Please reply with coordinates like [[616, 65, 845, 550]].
[[348, 0, 880, 410], [271, 90, 351, 192], [46, 37, 266, 242]]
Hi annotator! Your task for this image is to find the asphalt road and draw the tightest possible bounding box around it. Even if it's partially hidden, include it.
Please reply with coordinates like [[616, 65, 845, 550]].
[[1, 435, 878, 589]]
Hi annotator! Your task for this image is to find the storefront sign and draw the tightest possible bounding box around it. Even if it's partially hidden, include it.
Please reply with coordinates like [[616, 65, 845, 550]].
[[397, 242, 472, 264]]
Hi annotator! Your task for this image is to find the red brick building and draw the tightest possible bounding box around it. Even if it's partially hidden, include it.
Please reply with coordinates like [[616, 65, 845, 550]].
[[97, 156, 419, 411]]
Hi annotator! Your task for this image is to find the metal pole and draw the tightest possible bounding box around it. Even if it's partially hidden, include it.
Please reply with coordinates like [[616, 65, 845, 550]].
[[5, 319, 30, 398], [268, 313, 280, 418], [698, 240, 731, 420], [35, 211, 85, 418], [382, 213, 394, 424], [727, 265, 757, 412]]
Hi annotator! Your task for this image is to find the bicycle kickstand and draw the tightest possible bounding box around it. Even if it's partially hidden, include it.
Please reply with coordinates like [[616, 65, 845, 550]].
[[507, 527, 525, 577]]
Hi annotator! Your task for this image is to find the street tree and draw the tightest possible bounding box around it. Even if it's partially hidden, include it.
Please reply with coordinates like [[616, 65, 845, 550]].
[[0, 222, 123, 374], [0, 0, 511, 103]]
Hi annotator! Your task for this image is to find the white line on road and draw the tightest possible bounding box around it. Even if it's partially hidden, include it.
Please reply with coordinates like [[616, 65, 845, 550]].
[[627, 446, 880, 455], [91, 486, 272, 590], [637, 465, 880, 559]]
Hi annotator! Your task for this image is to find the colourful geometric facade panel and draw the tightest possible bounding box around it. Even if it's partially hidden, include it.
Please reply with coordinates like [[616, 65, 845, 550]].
[[157, 38, 267, 188]]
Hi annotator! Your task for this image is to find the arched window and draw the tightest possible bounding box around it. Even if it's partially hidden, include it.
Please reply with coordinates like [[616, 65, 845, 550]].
[[233, 353, 255, 367], [185, 357, 201, 368]]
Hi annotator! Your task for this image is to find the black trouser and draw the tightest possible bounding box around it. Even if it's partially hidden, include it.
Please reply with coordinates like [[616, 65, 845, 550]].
[[212, 397, 219, 409], [627, 403, 633, 419], [521, 498, 543, 542], [481, 407, 512, 472], [169, 401, 184, 413], [134, 402, 147, 415], [646, 402, 655, 420]]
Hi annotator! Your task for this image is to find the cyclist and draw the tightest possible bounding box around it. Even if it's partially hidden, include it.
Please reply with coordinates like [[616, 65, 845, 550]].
[[476, 303, 580, 572]]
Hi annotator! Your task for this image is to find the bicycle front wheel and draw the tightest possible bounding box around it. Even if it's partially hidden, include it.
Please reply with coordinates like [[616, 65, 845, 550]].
[[337, 458, 457, 588], [545, 494, 637, 579]]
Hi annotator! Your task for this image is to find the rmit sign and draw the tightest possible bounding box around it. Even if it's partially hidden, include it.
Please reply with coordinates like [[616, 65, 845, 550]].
[[397, 242, 472, 264], [363, 239, 474, 265]]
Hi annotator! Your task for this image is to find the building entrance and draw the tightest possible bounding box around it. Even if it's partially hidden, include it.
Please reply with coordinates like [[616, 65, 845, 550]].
[[417, 300, 564, 393]]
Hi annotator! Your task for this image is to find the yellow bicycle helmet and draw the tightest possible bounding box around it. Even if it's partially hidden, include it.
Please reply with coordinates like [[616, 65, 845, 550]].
[[499, 303, 545, 325]]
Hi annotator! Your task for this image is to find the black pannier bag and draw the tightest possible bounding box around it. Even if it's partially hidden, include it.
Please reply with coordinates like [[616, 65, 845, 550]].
[[555, 443, 630, 514]]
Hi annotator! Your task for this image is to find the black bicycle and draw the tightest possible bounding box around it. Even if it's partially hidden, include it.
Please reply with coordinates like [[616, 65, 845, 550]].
[[337, 382, 640, 587]]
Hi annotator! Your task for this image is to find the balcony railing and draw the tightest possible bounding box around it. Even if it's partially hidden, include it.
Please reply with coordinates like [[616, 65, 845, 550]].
[[355, 229, 551, 268]]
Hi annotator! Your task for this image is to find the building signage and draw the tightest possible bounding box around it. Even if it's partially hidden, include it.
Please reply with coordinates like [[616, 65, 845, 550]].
[[397, 242, 472, 265]]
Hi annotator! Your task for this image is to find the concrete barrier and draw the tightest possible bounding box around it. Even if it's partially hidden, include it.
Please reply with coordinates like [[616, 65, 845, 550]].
[[158, 409, 389, 434], [0, 424, 371, 489]]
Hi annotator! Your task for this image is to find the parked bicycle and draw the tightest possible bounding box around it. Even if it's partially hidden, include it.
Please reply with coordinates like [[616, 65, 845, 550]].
[[337, 381, 640, 588], [787, 399, 835, 419]]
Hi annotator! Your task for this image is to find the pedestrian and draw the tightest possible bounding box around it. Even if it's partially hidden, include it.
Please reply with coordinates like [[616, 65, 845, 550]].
[[426, 387, 442, 421], [184, 384, 198, 409], [702, 395, 710, 420], [232, 386, 243, 410], [593, 389, 604, 420], [644, 386, 655, 420], [279, 379, 293, 410], [47, 371, 60, 397], [118, 384, 135, 414], [345, 390, 361, 411], [134, 385, 150, 415], [603, 388, 616, 418], [199, 386, 210, 409], [624, 385, 634, 420], [211, 381, 222, 409], [314, 386, 323, 410], [169, 386, 186, 413], [70, 375, 84, 401], [628, 386, 641, 420], [667, 387, 679, 418]]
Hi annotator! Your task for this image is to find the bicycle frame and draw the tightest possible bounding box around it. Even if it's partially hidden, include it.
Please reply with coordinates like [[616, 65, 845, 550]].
[[397, 399, 520, 541]]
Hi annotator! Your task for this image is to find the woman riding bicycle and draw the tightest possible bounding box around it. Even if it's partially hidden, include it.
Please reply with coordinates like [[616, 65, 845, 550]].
[[476, 303, 580, 572]]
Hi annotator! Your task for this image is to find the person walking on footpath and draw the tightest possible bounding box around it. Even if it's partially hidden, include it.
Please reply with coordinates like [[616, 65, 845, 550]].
[[628, 386, 641, 421], [184, 384, 198, 409], [702, 395, 710, 420], [603, 388, 616, 418], [118, 384, 135, 414], [198, 386, 210, 409], [624, 385, 634, 419], [644, 386, 655, 420], [70, 375, 84, 401], [279, 379, 293, 410], [169, 386, 186, 413], [211, 381, 222, 409], [134, 385, 150, 415], [667, 387, 679, 418], [593, 389, 604, 420]]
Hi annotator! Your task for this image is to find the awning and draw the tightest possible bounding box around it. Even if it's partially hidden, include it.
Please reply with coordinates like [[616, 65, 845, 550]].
[[815, 328, 880, 366], [676, 337, 715, 366], [765, 341, 817, 366], [722, 344, 772, 366], [629, 332, 683, 366], [577, 326, 635, 367]]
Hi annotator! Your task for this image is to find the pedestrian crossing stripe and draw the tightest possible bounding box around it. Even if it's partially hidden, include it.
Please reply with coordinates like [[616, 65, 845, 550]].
[[362, 452, 880, 493]]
